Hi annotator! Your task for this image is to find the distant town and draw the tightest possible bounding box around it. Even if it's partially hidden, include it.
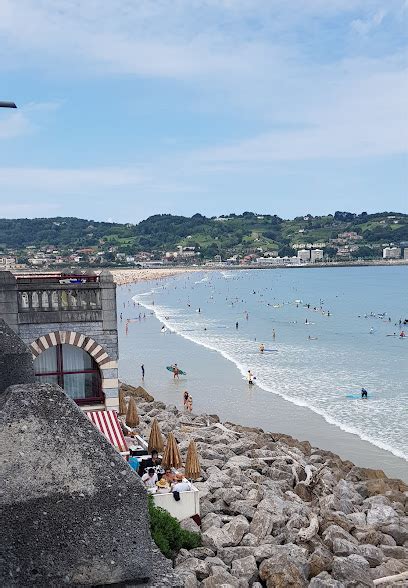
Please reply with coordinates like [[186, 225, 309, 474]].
[[1, 211, 407, 271]]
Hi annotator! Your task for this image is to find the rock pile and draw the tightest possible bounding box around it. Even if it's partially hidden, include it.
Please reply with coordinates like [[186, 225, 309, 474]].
[[132, 396, 408, 587]]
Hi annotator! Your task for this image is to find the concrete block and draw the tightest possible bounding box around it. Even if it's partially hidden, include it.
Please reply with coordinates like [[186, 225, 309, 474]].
[[0, 383, 152, 585]]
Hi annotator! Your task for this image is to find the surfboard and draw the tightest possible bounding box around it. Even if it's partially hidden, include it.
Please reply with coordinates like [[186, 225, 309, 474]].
[[264, 349, 278, 352], [166, 366, 187, 375], [345, 394, 373, 399]]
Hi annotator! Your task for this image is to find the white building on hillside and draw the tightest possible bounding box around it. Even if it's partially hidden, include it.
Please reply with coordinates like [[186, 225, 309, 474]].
[[310, 249, 324, 263], [297, 249, 310, 262], [382, 247, 401, 259]]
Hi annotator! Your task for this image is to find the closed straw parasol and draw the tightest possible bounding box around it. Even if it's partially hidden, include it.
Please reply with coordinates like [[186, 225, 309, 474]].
[[125, 397, 139, 428], [148, 418, 164, 453], [118, 390, 127, 416], [162, 432, 182, 469], [185, 440, 201, 480]]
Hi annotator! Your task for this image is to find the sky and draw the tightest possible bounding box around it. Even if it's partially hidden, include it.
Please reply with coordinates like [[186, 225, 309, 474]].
[[0, 0, 407, 223]]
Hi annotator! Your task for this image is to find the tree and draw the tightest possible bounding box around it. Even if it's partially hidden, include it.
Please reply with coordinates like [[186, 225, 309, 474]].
[[278, 245, 296, 257]]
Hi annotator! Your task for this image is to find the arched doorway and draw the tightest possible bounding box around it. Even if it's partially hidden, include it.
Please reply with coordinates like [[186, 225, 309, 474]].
[[33, 344, 104, 405]]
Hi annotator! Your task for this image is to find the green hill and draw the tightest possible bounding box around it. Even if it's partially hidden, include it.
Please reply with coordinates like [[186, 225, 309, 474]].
[[0, 211, 407, 261]]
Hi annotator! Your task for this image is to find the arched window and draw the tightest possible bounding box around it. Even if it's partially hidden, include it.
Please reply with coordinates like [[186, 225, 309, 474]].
[[34, 344, 103, 405]]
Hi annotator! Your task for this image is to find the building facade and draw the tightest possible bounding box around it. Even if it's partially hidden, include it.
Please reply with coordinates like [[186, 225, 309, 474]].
[[310, 249, 324, 263], [0, 270, 119, 409], [297, 249, 311, 262], [382, 247, 401, 259]]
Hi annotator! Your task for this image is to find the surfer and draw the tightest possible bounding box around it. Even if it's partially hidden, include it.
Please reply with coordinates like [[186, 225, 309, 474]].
[[173, 364, 180, 379], [141, 364, 145, 379], [259, 343, 265, 353], [361, 388, 368, 399]]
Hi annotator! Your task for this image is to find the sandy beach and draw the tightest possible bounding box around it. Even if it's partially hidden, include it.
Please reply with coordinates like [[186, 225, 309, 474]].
[[111, 267, 194, 285]]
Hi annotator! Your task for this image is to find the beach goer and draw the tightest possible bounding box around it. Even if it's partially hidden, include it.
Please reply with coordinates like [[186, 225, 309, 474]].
[[247, 370, 254, 385], [186, 395, 193, 412], [128, 451, 140, 473], [120, 312, 123, 320], [172, 473, 192, 493], [173, 364, 180, 379], [163, 468, 175, 484], [400, 331, 406, 338], [235, 322, 239, 329], [183, 391, 189, 408], [156, 478, 171, 494], [141, 468, 158, 489], [140, 449, 161, 475], [361, 388, 368, 399], [272, 329, 276, 340], [259, 343, 265, 353], [141, 364, 145, 379]]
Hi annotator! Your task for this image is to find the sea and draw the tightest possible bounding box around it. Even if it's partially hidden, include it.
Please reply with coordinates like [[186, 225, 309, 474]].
[[117, 265, 408, 479]]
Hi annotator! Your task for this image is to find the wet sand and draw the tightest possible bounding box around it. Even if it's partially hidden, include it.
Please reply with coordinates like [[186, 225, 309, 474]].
[[117, 285, 408, 482]]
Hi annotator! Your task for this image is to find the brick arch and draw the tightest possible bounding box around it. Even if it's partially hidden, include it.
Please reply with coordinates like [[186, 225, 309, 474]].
[[30, 330, 112, 367]]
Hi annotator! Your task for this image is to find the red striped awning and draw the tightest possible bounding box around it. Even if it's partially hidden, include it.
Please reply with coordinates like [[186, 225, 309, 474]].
[[85, 410, 129, 454]]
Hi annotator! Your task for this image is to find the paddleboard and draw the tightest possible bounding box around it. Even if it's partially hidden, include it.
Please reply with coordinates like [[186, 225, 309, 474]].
[[166, 366, 187, 375]]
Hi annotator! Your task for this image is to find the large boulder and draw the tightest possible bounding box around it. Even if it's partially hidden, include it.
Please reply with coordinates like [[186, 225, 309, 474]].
[[1, 383, 152, 586], [202, 526, 234, 551], [258, 544, 309, 588], [174, 557, 210, 581], [249, 509, 274, 539], [223, 515, 250, 546], [309, 571, 345, 587], [331, 554, 373, 586], [231, 555, 258, 583]]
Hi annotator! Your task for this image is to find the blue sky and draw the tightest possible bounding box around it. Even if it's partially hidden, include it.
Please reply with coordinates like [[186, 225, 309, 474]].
[[0, 0, 407, 223]]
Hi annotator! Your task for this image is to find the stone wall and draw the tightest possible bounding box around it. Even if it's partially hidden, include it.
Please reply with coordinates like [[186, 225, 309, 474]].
[[0, 271, 119, 409]]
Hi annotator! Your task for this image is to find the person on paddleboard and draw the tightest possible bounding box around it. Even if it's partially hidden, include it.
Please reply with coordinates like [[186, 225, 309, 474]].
[[361, 388, 368, 399]]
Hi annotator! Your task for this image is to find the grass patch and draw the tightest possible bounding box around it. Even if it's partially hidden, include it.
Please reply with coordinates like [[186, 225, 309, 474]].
[[148, 496, 201, 559]]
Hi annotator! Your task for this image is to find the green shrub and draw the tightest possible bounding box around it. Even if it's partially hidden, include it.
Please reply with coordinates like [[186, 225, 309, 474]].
[[148, 496, 201, 559]]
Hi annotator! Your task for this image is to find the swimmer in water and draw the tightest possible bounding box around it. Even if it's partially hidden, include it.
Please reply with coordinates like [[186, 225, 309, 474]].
[[259, 343, 265, 353]]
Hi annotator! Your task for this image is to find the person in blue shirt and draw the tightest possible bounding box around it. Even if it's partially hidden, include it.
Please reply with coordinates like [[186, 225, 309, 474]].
[[128, 450, 140, 473]]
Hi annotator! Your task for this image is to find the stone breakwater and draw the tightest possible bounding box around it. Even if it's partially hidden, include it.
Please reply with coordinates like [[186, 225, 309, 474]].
[[131, 392, 408, 587]]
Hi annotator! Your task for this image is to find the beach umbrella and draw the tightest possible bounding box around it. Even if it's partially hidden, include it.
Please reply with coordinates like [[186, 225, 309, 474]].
[[125, 397, 139, 428], [162, 432, 182, 469], [148, 418, 164, 453], [185, 440, 201, 480], [118, 390, 127, 416]]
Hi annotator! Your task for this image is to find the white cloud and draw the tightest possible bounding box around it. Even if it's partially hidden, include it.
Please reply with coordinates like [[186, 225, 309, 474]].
[[351, 9, 387, 35], [0, 111, 32, 139]]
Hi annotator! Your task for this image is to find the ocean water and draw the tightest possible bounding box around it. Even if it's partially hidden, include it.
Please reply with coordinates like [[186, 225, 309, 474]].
[[125, 266, 407, 465]]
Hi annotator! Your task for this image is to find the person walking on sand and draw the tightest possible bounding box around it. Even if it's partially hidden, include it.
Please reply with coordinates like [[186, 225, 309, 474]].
[[247, 370, 254, 385], [186, 394, 193, 412], [183, 390, 189, 409], [141, 364, 145, 379]]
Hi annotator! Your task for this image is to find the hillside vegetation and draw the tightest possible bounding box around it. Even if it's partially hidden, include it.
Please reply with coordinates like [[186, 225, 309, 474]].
[[1, 211, 407, 260]]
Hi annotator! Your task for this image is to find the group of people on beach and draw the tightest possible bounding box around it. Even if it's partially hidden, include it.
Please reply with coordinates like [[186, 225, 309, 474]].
[[128, 449, 192, 495]]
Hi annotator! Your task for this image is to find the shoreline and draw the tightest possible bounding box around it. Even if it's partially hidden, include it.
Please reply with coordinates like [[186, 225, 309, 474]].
[[111, 260, 408, 285]]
